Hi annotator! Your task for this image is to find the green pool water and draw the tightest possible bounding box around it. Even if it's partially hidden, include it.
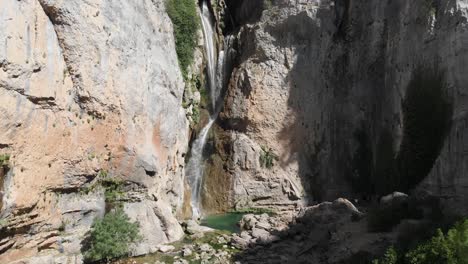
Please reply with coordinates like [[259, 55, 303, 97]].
[[201, 213, 244, 233]]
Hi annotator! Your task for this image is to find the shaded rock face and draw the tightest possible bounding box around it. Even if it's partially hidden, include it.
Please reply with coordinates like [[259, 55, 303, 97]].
[[233, 199, 394, 264], [0, 0, 188, 262], [217, 0, 468, 213]]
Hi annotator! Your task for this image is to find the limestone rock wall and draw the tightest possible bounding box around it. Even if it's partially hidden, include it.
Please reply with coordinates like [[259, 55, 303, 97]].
[[0, 0, 189, 262], [218, 0, 468, 213]]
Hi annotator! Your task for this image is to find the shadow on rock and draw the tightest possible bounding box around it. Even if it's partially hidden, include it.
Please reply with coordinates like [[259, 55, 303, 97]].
[[231, 198, 393, 264]]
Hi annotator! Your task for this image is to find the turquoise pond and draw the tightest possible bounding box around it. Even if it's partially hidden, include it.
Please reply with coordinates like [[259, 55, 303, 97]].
[[200, 213, 245, 233]]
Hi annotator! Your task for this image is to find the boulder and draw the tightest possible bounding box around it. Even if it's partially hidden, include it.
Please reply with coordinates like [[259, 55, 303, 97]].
[[158, 245, 175, 253], [380, 192, 409, 205]]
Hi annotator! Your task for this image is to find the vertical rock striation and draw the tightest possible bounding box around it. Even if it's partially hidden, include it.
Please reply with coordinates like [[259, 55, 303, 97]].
[[0, 0, 189, 261], [217, 0, 468, 213]]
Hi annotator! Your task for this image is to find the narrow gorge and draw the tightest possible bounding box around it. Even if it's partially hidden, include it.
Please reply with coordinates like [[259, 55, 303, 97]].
[[1, 0, 468, 263]]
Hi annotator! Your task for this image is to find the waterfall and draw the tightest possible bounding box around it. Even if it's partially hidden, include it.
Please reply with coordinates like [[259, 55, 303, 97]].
[[200, 1, 217, 111], [185, 118, 215, 219], [185, 0, 226, 220]]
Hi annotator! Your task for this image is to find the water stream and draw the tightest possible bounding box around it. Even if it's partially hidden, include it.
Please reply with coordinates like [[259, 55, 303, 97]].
[[185, 0, 227, 220]]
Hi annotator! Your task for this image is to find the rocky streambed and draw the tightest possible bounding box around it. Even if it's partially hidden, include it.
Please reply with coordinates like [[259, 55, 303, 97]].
[[112, 197, 421, 264]]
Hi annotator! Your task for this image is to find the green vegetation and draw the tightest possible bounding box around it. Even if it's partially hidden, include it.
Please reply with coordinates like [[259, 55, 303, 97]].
[[424, 0, 437, 18], [102, 177, 125, 204], [81, 170, 139, 262], [83, 208, 141, 263], [373, 247, 398, 264], [166, 0, 199, 79], [229, 207, 276, 215], [373, 219, 468, 264], [191, 106, 201, 125], [80, 170, 124, 204], [0, 219, 8, 228], [259, 147, 278, 169], [121, 230, 238, 263], [264, 0, 273, 10], [0, 154, 10, 167]]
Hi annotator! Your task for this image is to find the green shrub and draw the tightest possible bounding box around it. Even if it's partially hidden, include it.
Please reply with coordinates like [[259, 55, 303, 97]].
[[405, 220, 468, 264], [166, 0, 199, 79], [373, 219, 468, 264], [373, 247, 398, 264], [83, 208, 141, 263], [264, 0, 273, 10], [259, 147, 277, 169], [0, 154, 10, 167], [101, 178, 124, 204]]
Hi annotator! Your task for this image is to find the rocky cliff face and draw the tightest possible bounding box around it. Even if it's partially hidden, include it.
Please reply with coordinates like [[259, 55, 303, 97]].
[[0, 0, 189, 262], [214, 0, 468, 213], [2, 0, 468, 262]]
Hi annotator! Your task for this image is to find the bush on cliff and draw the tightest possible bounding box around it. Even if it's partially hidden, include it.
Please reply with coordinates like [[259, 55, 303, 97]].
[[260, 146, 277, 169], [83, 208, 141, 262], [166, 0, 199, 79]]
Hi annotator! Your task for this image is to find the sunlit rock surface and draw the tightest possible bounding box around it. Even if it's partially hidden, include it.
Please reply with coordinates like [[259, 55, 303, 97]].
[[0, 0, 188, 262]]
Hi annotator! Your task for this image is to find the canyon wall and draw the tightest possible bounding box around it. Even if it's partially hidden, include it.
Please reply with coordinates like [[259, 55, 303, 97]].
[[212, 0, 468, 213], [0, 0, 189, 262], [2, 0, 468, 261]]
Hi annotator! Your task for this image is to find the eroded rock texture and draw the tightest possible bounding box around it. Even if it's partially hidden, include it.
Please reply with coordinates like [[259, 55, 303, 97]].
[[217, 0, 468, 213], [0, 0, 188, 262]]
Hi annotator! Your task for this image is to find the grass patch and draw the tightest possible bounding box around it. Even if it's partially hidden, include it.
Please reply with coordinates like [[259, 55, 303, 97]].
[[166, 0, 200, 79]]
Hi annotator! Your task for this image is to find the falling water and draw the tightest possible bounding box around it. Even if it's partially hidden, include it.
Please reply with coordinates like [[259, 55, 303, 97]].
[[200, 1, 217, 110], [185, 0, 222, 220]]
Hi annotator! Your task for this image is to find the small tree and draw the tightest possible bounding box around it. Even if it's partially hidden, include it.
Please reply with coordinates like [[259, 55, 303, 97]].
[[83, 208, 141, 263], [373, 247, 398, 264]]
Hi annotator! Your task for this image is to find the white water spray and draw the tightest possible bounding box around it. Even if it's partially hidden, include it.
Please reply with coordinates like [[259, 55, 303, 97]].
[[200, 1, 217, 110], [185, 1, 222, 220]]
